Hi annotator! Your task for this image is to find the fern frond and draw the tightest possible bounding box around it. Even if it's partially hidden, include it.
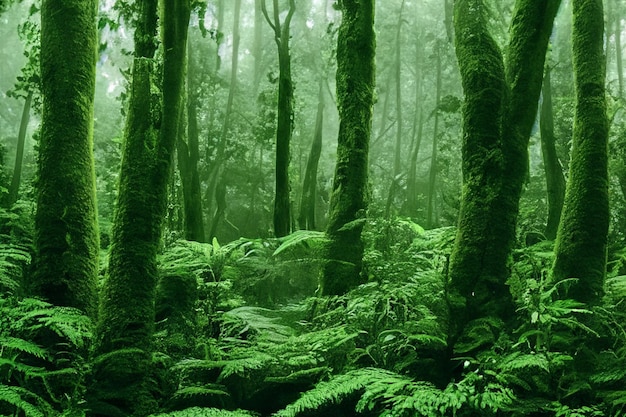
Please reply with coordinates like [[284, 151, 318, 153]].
[[0, 336, 48, 359], [273, 368, 384, 417], [0, 384, 53, 417], [500, 352, 550, 374], [272, 230, 327, 257], [149, 407, 256, 417]]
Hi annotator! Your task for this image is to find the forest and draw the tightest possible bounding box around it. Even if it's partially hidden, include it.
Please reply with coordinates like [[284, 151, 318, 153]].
[[0, 0, 625, 415]]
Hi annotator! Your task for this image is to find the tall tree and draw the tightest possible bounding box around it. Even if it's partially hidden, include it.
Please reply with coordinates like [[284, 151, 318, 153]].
[[177, 39, 205, 242], [6, 90, 32, 207], [31, 0, 99, 318], [298, 80, 324, 230], [262, 0, 296, 237], [449, 0, 561, 332], [207, 0, 241, 241], [426, 43, 443, 229], [552, 0, 608, 304], [540, 65, 566, 240], [92, 0, 190, 413], [321, 0, 375, 296]]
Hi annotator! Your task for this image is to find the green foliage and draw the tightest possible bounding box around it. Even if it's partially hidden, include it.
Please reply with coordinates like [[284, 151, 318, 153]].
[[148, 407, 256, 417], [0, 296, 92, 416]]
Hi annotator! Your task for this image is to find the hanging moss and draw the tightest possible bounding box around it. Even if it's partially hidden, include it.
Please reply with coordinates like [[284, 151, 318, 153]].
[[32, 0, 99, 318], [321, 0, 375, 296], [552, 0, 608, 304]]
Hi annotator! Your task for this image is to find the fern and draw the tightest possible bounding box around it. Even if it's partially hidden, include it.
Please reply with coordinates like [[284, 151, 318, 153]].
[[149, 407, 256, 416], [272, 230, 327, 257], [0, 384, 55, 417]]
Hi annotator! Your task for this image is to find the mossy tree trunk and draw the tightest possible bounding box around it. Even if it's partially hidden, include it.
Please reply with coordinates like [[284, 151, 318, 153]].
[[449, 0, 561, 333], [321, 0, 375, 296], [92, 0, 190, 414], [32, 0, 99, 318], [540, 65, 566, 241], [262, 0, 296, 237], [552, 0, 608, 304]]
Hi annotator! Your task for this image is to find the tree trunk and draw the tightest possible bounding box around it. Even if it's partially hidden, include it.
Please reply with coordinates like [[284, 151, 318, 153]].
[[426, 45, 442, 229], [298, 80, 324, 230], [321, 0, 375, 296], [32, 0, 99, 318], [615, 1, 624, 98], [92, 0, 190, 413], [449, 0, 560, 332], [552, 0, 608, 304], [6, 90, 32, 207], [540, 65, 565, 240], [207, 0, 241, 240], [177, 39, 205, 242], [262, 0, 296, 237]]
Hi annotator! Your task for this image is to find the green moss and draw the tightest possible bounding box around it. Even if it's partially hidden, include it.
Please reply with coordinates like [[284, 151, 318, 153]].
[[32, 0, 99, 318], [552, 0, 608, 304], [321, 0, 375, 296]]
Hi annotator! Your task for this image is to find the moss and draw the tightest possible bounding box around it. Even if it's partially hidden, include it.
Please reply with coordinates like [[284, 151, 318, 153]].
[[321, 0, 375, 296], [448, 0, 561, 333], [32, 0, 99, 318], [552, 0, 608, 304]]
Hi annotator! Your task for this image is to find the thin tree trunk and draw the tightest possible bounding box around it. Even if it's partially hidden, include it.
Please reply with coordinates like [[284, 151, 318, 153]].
[[177, 39, 205, 242], [426, 45, 442, 229], [207, 0, 241, 240], [298, 80, 324, 230], [262, 0, 296, 237], [540, 65, 565, 240], [6, 90, 32, 207], [615, 1, 624, 98]]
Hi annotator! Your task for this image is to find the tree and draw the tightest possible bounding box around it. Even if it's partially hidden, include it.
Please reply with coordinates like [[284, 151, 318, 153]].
[[177, 38, 205, 243], [321, 0, 375, 296], [92, 0, 190, 413], [31, 0, 99, 318], [540, 64, 566, 240], [298, 80, 324, 230], [6, 90, 31, 207], [262, 0, 296, 237], [551, 0, 608, 304], [448, 0, 561, 332]]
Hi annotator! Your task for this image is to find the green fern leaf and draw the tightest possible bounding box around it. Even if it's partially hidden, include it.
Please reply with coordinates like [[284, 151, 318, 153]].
[[148, 407, 255, 417]]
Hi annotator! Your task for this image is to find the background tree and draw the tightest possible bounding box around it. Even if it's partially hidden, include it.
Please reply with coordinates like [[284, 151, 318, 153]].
[[30, 0, 99, 318], [262, 0, 296, 237], [551, 0, 608, 304], [540, 64, 566, 240], [321, 0, 375, 296]]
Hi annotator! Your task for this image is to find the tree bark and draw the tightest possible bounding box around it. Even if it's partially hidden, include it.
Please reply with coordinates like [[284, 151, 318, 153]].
[[92, 0, 190, 413], [552, 0, 608, 304], [32, 0, 99, 318], [321, 0, 375, 296], [449, 0, 561, 331], [540, 65, 565, 240]]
